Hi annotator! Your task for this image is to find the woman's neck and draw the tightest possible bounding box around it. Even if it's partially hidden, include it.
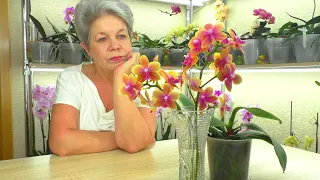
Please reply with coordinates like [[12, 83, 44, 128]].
[[85, 63, 114, 84]]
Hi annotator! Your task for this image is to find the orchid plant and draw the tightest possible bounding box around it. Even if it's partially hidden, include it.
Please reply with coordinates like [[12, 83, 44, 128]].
[[158, 4, 181, 16], [32, 84, 56, 155], [62, 7, 80, 43], [119, 22, 287, 173], [241, 8, 275, 39], [213, 0, 228, 22], [208, 99, 287, 172]]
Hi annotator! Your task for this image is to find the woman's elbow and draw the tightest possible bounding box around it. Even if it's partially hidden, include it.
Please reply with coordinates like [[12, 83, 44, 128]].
[[49, 134, 71, 156], [116, 136, 154, 154]]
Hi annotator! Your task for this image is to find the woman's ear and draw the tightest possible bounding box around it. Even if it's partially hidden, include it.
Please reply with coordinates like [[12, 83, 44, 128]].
[[81, 41, 90, 56]]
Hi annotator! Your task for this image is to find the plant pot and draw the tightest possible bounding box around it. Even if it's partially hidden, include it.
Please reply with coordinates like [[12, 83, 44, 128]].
[[242, 39, 266, 65], [58, 43, 84, 64], [207, 137, 252, 180], [140, 48, 164, 64], [266, 38, 292, 64], [291, 34, 320, 62], [168, 49, 188, 66], [30, 42, 53, 63], [231, 48, 244, 65], [132, 47, 140, 52], [172, 109, 214, 180]]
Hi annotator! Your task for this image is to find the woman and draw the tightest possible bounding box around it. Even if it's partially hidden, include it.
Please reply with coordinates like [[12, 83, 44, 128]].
[[49, 0, 156, 156]]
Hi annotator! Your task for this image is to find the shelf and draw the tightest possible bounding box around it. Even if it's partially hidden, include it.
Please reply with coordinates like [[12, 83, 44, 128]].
[[236, 62, 320, 69], [144, 0, 206, 7], [29, 62, 320, 72]]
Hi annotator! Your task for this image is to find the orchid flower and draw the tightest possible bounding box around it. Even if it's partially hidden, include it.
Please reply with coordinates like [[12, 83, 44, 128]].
[[152, 83, 180, 109], [118, 74, 142, 101], [196, 23, 227, 49], [132, 55, 161, 82]]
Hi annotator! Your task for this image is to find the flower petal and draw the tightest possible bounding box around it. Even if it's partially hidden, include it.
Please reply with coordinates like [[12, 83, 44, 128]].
[[132, 65, 143, 76], [233, 74, 242, 84], [140, 55, 149, 67]]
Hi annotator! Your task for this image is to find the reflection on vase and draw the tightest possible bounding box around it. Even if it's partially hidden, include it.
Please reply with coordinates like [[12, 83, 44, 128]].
[[207, 138, 252, 180], [173, 109, 213, 180]]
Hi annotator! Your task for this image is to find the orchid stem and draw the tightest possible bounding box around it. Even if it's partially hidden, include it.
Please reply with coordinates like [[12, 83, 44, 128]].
[[186, 85, 196, 103], [200, 73, 219, 89], [40, 119, 46, 154], [158, 9, 178, 16]]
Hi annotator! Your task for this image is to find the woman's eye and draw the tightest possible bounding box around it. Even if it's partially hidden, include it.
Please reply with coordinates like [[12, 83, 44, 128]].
[[98, 37, 106, 42], [119, 35, 127, 39]]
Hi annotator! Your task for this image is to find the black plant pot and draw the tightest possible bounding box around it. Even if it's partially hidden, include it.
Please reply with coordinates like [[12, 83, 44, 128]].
[[140, 48, 165, 64], [168, 48, 188, 66]]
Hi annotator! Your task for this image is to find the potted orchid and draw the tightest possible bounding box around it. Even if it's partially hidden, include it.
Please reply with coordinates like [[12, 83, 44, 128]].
[[241, 8, 275, 65], [119, 22, 286, 180], [29, 15, 66, 63], [58, 7, 85, 64], [164, 23, 200, 66], [32, 84, 56, 156], [207, 98, 287, 179]]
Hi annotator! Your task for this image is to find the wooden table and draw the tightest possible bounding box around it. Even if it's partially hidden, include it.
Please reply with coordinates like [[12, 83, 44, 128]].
[[0, 139, 319, 180]]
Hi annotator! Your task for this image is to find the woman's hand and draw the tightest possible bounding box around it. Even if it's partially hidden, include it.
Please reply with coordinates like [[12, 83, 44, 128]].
[[114, 52, 140, 76]]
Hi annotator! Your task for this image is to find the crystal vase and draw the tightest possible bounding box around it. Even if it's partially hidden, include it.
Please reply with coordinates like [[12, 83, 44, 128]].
[[173, 109, 213, 180]]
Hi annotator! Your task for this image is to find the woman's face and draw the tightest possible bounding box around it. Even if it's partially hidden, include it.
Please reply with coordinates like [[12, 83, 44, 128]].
[[86, 14, 132, 71]]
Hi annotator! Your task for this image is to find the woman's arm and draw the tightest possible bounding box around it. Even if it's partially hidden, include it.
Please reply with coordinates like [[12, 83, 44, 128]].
[[112, 52, 156, 153], [49, 104, 118, 156]]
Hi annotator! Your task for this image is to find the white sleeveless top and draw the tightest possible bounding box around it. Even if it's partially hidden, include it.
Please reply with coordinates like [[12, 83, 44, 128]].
[[54, 63, 148, 132]]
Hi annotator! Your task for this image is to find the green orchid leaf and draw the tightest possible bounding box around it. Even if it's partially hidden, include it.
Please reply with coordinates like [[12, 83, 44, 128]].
[[233, 124, 287, 173], [178, 93, 195, 111], [286, 12, 307, 24], [306, 15, 320, 26], [232, 130, 271, 143], [227, 107, 243, 128], [242, 123, 287, 173], [208, 126, 224, 138], [46, 17, 60, 33], [210, 115, 227, 127], [227, 106, 282, 128], [29, 14, 47, 40], [245, 107, 282, 124], [162, 124, 172, 140], [315, 81, 320, 86]]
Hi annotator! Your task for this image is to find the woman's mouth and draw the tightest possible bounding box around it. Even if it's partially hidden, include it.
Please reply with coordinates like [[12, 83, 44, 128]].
[[109, 56, 124, 62]]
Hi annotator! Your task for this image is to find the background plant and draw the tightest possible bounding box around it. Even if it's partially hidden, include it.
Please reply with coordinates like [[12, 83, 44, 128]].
[[158, 4, 181, 16], [32, 84, 55, 155], [131, 32, 167, 50], [213, 0, 228, 22], [165, 23, 200, 49], [241, 8, 275, 39], [282, 0, 320, 47]]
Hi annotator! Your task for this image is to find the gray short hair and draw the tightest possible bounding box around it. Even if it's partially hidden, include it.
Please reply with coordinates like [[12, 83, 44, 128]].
[[74, 0, 134, 44]]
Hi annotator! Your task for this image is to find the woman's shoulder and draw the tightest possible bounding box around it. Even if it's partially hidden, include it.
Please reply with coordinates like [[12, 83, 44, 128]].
[[57, 63, 86, 84]]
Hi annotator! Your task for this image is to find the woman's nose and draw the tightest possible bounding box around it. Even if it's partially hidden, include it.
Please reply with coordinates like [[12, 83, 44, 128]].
[[109, 38, 120, 51]]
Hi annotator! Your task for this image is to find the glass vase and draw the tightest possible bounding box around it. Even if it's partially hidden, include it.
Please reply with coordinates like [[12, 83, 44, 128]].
[[173, 109, 213, 180]]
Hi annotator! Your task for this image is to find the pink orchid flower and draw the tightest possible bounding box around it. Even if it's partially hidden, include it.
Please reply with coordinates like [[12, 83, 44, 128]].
[[132, 55, 161, 83], [171, 5, 181, 14], [198, 87, 218, 111], [33, 99, 51, 119], [152, 83, 180, 109], [118, 74, 142, 101], [227, 29, 245, 54], [196, 23, 227, 49], [218, 63, 242, 92]]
